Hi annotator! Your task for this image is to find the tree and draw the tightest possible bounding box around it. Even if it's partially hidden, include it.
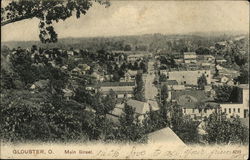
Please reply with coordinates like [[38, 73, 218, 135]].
[[124, 44, 132, 51], [133, 73, 145, 101], [197, 74, 207, 90], [170, 103, 199, 144], [235, 64, 249, 84], [102, 89, 117, 114], [117, 103, 146, 142], [160, 84, 168, 103], [159, 74, 167, 82], [139, 61, 147, 73], [195, 47, 210, 55], [204, 112, 249, 144], [1, 0, 110, 43], [9, 49, 37, 85], [213, 85, 240, 103]]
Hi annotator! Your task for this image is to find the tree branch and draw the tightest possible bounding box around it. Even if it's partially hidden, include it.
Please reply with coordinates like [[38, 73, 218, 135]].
[[1, 14, 34, 26]]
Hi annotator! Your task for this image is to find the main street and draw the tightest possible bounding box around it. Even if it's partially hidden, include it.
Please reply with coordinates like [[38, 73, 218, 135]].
[[144, 59, 159, 101]]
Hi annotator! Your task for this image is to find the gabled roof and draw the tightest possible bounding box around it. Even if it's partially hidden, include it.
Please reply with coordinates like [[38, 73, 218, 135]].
[[100, 82, 135, 87], [171, 90, 213, 109], [239, 84, 249, 89], [127, 99, 150, 115], [127, 70, 138, 76], [184, 52, 196, 55], [148, 127, 186, 146], [110, 99, 160, 116]]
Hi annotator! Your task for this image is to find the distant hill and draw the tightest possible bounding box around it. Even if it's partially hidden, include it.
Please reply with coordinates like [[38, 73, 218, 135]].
[[1, 32, 248, 51]]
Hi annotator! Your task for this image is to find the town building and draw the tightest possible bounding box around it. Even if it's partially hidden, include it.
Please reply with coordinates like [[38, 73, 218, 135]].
[[87, 82, 135, 99], [160, 70, 211, 85], [161, 80, 185, 91], [127, 54, 145, 62], [171, 90, 216, 119], [220, 84, 249, 118], [120, 70, 139, 82], [107, 99, 160, 122], [183, 52, 197, 63]]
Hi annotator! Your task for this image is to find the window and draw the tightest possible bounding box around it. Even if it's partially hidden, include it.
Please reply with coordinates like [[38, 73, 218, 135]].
[[183, 76, 185, 78], [204, 110, 207, 113], [184, 81, 186, 84], [238, 108, 240, 113], [224, 108, 227, 113], [192, 109, 195, 113], [205, 71, 207, 73], [229, 108, 231, 113], [233, 108, 235, 112], [207, 75, 209, 77], [183, 108, 186, 113]]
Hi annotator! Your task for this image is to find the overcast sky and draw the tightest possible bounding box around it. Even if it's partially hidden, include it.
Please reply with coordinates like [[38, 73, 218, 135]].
[[1, 1, 249, 42]]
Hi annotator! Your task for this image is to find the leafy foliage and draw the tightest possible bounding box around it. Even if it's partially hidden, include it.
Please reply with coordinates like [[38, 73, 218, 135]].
[[213, 85, 240, 103], [1, 0, 110, 43], [197, 74, 207, 90], [117, 103, 147, 142], [133, 73, 145, 101], [170, 103, 199, 144], [204, 112, 249, 144]]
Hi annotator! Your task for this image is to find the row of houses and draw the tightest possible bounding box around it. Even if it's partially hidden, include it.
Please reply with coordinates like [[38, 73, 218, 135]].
[[86, 81, 136, 99]]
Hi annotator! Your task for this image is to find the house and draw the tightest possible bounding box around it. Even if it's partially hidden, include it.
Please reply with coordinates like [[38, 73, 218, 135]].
[[216, 65, 240, 78], [67, 50, 74, 56], [108, 99, 160, 122], [30, 79, 49, 90], [91, 71, 104, 82], [171, 90, 216, 119], [183, 52, 197, 63], [215, 56, 227, 63], [127, 54, 145, 62], [87, 82, 135, 99], [120, 70, 138, 82], [71, 67, 86, 76], [147, 127, 186, 146], [215, 41, 227, 49], [220, 84, 249, 118], [62, 88, 74, 101], [160, 70, 211, 85], [71, 64, 90, 76], [220, 75, 230, 83], [174, 58, 184, 64], [203, 55, 215, 62]]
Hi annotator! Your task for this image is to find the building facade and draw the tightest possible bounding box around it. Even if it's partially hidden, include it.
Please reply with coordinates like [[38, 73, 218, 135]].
[[160, 70, 211, 85]]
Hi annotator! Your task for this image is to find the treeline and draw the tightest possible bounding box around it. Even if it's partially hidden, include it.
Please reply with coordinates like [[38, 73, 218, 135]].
[[3, 33, 247, 52]]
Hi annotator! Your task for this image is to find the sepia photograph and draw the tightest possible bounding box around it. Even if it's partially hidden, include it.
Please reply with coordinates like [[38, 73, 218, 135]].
[[1, 0, 249, 159]]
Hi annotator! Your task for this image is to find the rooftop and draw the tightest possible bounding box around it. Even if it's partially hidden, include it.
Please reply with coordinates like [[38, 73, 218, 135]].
[[171, 90, 213, 109], [238, 84, 249, 89], [110, 99, 160, 116], [184, 52, 196, 55], [148, 127, 186, 146], [87, 81, 135, 88]]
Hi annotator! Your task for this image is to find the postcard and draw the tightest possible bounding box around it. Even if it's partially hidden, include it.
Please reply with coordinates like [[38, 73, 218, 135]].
[[1, 0, 249, 159]]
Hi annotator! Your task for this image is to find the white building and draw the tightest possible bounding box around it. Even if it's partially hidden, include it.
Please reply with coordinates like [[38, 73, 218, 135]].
[[108, 99, 160, 122], [183, 52, 197, 63], [160, 70, 211, 85], [220, 84, 249, 118], [87, 82, 135, 99]]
